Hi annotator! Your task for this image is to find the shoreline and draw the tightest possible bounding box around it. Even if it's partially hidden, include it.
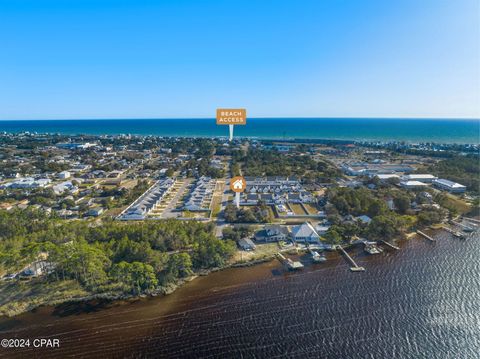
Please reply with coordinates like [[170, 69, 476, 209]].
[[1, 118, 479, 145], [0, 255, 276, 318], [0, 225, 450, 319], [1, 132, 478, 146], [1, 133, 478, 146], [0, 235, 416, 318], [1, 225, 477, 358]]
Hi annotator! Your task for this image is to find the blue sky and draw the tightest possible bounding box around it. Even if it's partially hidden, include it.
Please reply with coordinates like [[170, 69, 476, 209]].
[[0, 0, 479, 119]]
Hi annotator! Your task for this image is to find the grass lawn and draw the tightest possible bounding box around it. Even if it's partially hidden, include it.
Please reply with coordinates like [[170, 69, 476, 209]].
[[230, 242, 280, 263], [289, 203, 308, 215], [120, 179, 138, 189], [303, 203, 319, 215], [440, 194, 471, 214], [210, 196, 222, 217], [103, 207, 126, 217]]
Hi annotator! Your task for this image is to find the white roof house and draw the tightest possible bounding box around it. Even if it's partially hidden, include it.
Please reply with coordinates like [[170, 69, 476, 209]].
[[87, 207, 104, 217], [356, 215, 372, 224], [121, 207, 146, 220], [376, 174, 400, 181], [433, 179, 466, 193], [238, 238, 256, 251], [1, 177, 51, 189], [58, 171, 71, 179], [402, 174, 437, 183], [117, 178, 176, 220], [400, 181, 428, 190], [53, 181, 78, 195], [183, 176, 214, 211], [315, 224, 331, 234], [291, 222, 320, 244]]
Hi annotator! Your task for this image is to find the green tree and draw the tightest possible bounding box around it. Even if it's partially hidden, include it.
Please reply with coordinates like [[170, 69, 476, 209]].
[[166, 252, 193, 279], [367, 215, 402, 241], [63, 239, 110, 287], [323, 227, 342, 244], [367, 200, 387, 218], [111, 261, 158, 294], [394, 195, 411, 214]]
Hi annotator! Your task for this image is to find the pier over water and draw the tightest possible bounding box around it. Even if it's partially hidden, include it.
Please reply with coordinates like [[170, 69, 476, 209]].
[[337, 246, 365, 272]]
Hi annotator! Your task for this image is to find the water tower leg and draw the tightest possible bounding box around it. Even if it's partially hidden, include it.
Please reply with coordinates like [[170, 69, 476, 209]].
[[235, 192, 240, 208], [229, 124, 234, 141]]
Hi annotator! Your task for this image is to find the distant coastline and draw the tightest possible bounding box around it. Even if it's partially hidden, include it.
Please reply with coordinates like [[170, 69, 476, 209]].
[[0, 118, 479, 144]]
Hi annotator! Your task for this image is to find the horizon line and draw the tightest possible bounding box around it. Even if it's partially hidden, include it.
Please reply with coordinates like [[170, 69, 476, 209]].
[[0, 116, 479, 121]]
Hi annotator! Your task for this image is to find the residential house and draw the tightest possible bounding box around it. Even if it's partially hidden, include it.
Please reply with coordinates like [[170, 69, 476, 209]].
[[255, 225, 289, 242], [238, 238, 256, 251], [291, 222, 321, 244]]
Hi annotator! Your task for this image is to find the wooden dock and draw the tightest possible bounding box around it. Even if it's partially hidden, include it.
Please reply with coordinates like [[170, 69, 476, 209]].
[[441, 226, 465, 239], [337, 246, 365, 272], [276, 253, 304, 270], [451, 221, 475, 232], [417, 230, 436, 242], [463, 217, 480, 224], [379, 240, 400, 250]]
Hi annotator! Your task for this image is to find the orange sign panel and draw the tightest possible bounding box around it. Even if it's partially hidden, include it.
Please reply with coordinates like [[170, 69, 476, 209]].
[[230, 176, 246, 193], [216, 109, 246, 125]]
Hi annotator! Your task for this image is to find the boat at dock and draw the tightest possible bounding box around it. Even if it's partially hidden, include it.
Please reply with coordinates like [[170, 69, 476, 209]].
[[310, 250, 327, 263], [441, 225, 466, 239], [364, 242, 383, 254], [276, 253, 304, 270], [450, 220, 475, 232]]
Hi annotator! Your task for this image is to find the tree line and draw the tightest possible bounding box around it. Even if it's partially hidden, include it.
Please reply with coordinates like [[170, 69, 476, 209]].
[[0, 209, 236, 295], [324, 187, 446, 243]]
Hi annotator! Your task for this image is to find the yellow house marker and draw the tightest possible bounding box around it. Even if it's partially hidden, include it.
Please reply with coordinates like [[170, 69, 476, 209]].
[[230, 176, 246, 208]]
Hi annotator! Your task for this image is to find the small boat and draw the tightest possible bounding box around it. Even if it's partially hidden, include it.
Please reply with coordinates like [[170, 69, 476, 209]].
[[364, 243, 383, 255], [452, 221, 475, 232], [311, 251, 327, 263], [286, 258, 304, 270]]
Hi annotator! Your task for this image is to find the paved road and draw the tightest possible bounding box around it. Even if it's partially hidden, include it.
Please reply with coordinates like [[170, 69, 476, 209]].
[[161, 178, 192, 219], [214, 156, 235, 239]]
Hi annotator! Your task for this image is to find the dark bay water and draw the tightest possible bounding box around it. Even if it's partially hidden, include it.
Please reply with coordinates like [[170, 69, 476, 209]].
[[0, 230, 479, 358], [1, 118, 479, 144]]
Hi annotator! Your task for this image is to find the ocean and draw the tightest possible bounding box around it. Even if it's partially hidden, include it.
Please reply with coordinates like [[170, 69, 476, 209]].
[[1, 230, 479, 358], [0, 118, 479, 144]]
